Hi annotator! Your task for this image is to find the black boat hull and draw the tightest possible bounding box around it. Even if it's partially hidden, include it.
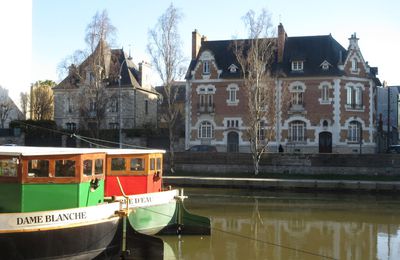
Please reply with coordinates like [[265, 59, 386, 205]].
[[0, 217, 122, 260]]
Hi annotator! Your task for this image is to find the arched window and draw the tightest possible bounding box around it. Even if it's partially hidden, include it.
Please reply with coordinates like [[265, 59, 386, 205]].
[[198, 121, 214, 139], [289, 120, 306, 142], [348, 121, 361, 142]]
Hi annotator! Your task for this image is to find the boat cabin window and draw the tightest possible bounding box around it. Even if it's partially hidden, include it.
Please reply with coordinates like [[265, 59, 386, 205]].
[[130, 158, 144, 171], [55, 160, 76, 177], [111, 158, 126, 171], [0, 159, 18, 177], [28, 160, 49, 178], [150, 158, 155, 171], [156, 158, 162, 170], [83, 160, 93, 176], [95, 159, 103, 174]]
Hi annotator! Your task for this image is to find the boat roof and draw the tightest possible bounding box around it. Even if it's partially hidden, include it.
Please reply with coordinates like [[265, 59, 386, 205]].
[[0, 146, 165, 157]]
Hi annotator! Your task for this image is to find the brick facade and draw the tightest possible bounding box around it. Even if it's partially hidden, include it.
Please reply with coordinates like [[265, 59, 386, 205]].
[[185, 25, 381, 154]]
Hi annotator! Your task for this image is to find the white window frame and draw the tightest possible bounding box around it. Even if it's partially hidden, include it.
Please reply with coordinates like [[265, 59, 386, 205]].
[[229, 89, 236, 102], [226, 84, 239, 105], [355, 87, 362, 106], [345, 83, 364, 110], [291, 85, 304, 106], [346, 86, 353, 106], [203, 61, 210, 74], [351, 58, 358, 72], [228, 64, 238, 73], [318, 82, 332, 105], [197, 85, 216, 112], [289, 121, 306, 142], [348, 121, 360, 143], [291, 61, 304, 71], [198, 121, 214, 139], [225, 118, 241, 129], [322, 85, 329, 102]]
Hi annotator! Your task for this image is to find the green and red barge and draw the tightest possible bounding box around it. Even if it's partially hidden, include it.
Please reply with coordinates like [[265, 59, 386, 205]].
[[0, 146, 210, 259]]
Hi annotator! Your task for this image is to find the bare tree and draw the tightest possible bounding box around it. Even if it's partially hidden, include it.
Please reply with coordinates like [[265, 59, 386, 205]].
[[30, 80, 55, 120], [58, 10, 117, 138], [0, 86, 13, 128], [234, 9, 277, 175], [148, 4, 185, 173], [20, 92, 29, 120]]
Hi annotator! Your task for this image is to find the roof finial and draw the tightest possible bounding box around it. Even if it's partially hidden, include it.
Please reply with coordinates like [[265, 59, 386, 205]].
[[128, 44, 132, 59]]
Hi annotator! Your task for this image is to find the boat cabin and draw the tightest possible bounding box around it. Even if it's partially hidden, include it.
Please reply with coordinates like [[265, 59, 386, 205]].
[[104, 149, 164, 197], [0, 147, 106, 213]]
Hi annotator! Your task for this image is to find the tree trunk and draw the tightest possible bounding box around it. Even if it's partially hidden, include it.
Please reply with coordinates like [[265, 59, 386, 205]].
[[254, 155, 260, 175]]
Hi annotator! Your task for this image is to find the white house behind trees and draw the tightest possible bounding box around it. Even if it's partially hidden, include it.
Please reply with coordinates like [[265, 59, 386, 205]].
[[53, 43, 159, 135]]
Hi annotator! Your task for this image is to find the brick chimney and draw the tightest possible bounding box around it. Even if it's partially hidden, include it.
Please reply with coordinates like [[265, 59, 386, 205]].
[[192, 29, 202, 60], [277, 23, 287, 63]]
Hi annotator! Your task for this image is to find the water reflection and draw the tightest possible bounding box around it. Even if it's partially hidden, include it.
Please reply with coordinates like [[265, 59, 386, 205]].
[[160, 188, 400, 260]]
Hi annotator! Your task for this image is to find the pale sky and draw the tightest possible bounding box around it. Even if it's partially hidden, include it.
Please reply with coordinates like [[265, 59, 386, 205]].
[[1, 0, 399, 107]]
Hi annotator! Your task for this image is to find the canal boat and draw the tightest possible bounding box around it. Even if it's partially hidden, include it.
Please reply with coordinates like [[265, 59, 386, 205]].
[[0, 146, 123, 259], [0, 146, 210, 259], [104, 148, 210, 236]]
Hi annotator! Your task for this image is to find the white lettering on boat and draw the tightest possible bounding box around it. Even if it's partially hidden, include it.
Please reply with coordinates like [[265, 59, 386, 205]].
[[16, 211, 87, 226]]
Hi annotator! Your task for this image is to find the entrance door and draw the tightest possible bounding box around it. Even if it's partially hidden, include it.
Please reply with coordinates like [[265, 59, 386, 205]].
[[319, 132, 332, 153], [227, 132, 239, 152]]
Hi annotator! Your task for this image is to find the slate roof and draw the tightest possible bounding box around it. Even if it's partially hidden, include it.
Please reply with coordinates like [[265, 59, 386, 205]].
[[54, 44, 143, 90], [113, 49, 141, 88], [186, 40, 241, 79], [186, 34, 359, 79], [281, 35, 346, 77]]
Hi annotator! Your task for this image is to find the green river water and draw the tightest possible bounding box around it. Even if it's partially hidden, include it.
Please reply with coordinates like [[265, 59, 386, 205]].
[[159, 187, 400, 260]]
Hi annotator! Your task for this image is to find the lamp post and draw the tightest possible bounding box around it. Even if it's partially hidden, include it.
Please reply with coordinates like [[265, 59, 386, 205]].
[[118, 52, 132, 148]]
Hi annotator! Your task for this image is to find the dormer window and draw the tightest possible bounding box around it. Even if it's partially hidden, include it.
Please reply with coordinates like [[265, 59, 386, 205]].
[[203, 61, 210, 74], [292, 61, 303, 71], [228, 64, 238, 73], [320, 60, 331, 71]]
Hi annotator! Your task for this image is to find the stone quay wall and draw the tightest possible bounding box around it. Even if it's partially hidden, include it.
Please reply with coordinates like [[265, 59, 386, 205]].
[[168, 153, 400, 176]]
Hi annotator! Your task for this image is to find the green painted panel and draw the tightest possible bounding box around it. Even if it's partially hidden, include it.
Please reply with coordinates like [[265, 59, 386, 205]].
[[78, 180, 105, 207], [0, 183, 21, 213], [22, 183, 80, 212], [128, 201, 177, 235]]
